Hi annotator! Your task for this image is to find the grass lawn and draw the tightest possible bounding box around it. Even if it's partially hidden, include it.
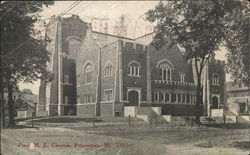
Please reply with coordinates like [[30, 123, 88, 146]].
[[16, 116, 144, 123]]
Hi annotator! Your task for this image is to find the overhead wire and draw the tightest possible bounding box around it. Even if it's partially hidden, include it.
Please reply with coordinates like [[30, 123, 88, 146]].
[[3, 1, 82, 58]]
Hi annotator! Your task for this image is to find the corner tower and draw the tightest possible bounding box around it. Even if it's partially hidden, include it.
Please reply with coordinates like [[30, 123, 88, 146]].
[[38, 15, 89, 116]]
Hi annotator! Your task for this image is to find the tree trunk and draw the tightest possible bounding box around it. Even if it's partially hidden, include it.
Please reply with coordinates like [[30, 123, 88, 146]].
[[0, 77, 6, 128], [195, 74, 203, 124], [7, 77, 15, 127]]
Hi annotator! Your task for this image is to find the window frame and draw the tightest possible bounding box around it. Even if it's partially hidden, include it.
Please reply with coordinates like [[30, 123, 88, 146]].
[[83, 62, 94, 85], [179, 73, 185, 83], [212, 73, 220, 86], [64, 75, 69, 84], [64, 96, 68, 104], [104, 89, 113, 101], [128, 60, 141, 77], [104, 62, 113, 78]]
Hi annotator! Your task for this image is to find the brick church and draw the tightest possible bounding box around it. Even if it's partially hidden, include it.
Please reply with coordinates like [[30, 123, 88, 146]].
[[38, 15, 226, 117]]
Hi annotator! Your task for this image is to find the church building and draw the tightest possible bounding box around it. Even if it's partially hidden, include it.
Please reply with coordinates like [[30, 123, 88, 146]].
[[38, 15, 226, 117]]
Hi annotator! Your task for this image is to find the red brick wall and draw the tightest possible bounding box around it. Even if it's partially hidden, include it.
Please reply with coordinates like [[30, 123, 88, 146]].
[[75, 29, 100, 107], [100, 42, 117, 101], [77, 104, 95, 116], [100, 103, 113, 116], [121, 41, 147, 101], [149, 45, 193, 83], [61, 16, 88, 56], [209, 59, 226, 106]]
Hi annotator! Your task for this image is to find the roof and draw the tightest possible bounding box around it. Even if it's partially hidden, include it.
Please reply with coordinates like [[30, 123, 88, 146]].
[[234, 98, 248, 103], [227, 82, 249, 92], [92, 31, 134, 47], [93, 31, 134, 41]]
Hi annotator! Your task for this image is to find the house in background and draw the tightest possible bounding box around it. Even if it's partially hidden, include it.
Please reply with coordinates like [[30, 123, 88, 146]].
[[38, 14, 226, 117], [16, 93, 38, 118], [3, 89, 38, 118], [227, 82, 249, 115]]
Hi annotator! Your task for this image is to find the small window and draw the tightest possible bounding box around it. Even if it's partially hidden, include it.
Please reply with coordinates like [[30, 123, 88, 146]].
[[129, 66, 140, 77], [187, 94, 190, 103], [182, 94, 186, 103], [128, 60, 141, 77], [159, 92, 164, 102], [64, 75, 69, 84], [115, 111, 121, 117], [171, 93, 176, 103], [104, 90, 113, 101], [212, 73, 220, 86], [165, 93, 169, 102], [104, 63, 112, 77], [154, 92, 159, 102], [64, 96, 68, 104], [180, 73, 185, 83], [190, 95, 193, 104], [84, 95, 92, 104], [177, 94, 181, 103]]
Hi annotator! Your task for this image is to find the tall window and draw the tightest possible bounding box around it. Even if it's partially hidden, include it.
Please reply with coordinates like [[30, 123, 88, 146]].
[[159, 92, 164, 102], [64, 96, 68, 104], [182, 94, 186, 103], [104, 90, 113, 101], [84, 63, 93, 84], [152, 92, 159, 102], [187, 94, 190, 103], [159, 65, 172, 81], [177, 94, 181, 103], [104, 63, 112, 77], [180, 73, 185, 83], [171, 93, 176, 103], [128, 60, 141, 77], [68, 38, 81, 59], [64, 75, 69, 84], [165, 93, 169, 102], [157, 59, 174, 81], [212, 73, 220, 86]]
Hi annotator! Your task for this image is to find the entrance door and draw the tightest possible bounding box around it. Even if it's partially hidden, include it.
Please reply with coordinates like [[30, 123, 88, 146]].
[[212, 96, 219, 109], [128, 90, 139, 106]]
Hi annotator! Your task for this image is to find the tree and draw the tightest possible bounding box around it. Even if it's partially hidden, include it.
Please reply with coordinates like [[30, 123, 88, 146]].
[[21, 89, 34, 95], [0, 1, 54, 127], [225, 8, 250, 85], [146, 0, 249, 123]]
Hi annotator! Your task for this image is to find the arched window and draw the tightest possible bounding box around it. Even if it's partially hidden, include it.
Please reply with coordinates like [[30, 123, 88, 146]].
[[212, 73, 220, 86], [83, 62, 93, 84], [159, 65, 172, 81], [128, 60, 141, 77], [67, 37, 81, 59], [104, 62, 112, 77], [157, 59, 174, 81]]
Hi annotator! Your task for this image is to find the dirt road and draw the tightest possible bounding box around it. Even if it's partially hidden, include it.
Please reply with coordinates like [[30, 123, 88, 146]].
[[1, 126, 249, 155]]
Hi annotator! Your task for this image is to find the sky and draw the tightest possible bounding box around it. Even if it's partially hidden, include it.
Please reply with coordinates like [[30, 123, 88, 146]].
[[18, 1, 229, 94]]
